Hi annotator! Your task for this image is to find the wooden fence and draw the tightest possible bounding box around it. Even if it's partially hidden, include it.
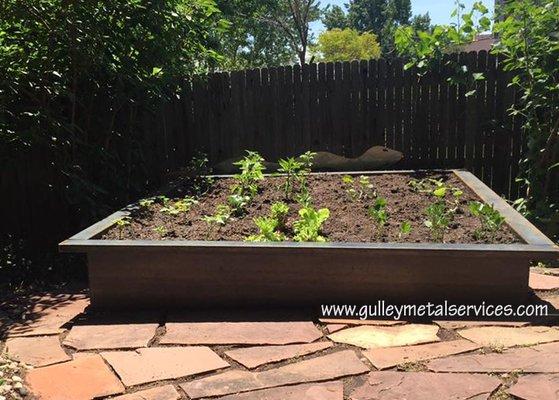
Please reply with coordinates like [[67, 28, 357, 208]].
[[1, 51, 526, 247], [160, 51, 522, 198]]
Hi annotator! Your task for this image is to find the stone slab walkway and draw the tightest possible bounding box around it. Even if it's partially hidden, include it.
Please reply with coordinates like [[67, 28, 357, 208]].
[[1, 269, 559, 400]]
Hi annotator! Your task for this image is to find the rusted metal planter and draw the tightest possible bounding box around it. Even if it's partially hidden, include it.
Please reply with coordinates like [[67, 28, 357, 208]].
[[60, 170, 558, 310]]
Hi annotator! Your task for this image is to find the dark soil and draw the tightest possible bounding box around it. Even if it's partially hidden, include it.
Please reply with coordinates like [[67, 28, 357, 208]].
[[101, 172, 521, 244]]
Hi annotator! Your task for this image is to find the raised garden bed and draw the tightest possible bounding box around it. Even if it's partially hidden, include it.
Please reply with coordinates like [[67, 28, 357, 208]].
[[60, 158, 558, 310]]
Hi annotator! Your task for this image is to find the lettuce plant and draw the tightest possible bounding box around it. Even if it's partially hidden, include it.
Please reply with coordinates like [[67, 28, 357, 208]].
[[245, 217, 286, 242], [293, 207, 330, 242]]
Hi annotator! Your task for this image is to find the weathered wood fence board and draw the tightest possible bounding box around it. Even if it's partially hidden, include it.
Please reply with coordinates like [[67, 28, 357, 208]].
[[2, 51, 528, 247]]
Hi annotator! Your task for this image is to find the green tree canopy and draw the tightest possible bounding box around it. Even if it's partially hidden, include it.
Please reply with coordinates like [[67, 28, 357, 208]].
[[312, 28, 381, 62]]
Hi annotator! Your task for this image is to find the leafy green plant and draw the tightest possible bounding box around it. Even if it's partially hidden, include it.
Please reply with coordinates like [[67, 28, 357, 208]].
[[160, 196, 198, 216], [202, 205, 232, 226], [232, 151, 266, 198], [295, 185, 313, 208], [342, 175, 374, 201], [153, 226, 168, 238], [138, 198, 155, 208], [342, 175, 358, 201], [358, 175, 375, 199], [368, 198, 388, 239], [227, 194, 251, 216], [277, 157, 303, 200], [293, 207, 330, 242], [245, 217, 286, 242], [399, 221, 412, 238], [295, 151, 316, 196], [115, 217, 131, 239], [270, 201, 290, 230], [424, 202, 451, 242], [469, 201, 505, 240]]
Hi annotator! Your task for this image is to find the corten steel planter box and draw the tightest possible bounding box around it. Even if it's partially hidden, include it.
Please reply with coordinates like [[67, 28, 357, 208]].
[[60, 170, 558, 310]]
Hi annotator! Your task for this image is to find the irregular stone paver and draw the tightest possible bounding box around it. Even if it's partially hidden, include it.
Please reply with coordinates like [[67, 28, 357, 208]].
[[225, 342, 333, 369], [457, 326, 559, 347], [181, 350, 369, 399], [101, 347, 229, 387], [508, 374, 559, 400], [530, 272, 559, 290], [363, 339, 480, 370], [215, 381, 343, 400], [111, 385, 181, 400], [25, 354, 124, 400], [349, 371, 500, 400], [319, 318, 404, 326], [434, 320, 530, 330], [328, 324, 439, 349], [8, 297, 89, 337], [63, 323, 158, 350], [161, 322, 322, 345], [428, 341, 559, 372], [4, 336, 71, 367], [326, 324, 347, 333]]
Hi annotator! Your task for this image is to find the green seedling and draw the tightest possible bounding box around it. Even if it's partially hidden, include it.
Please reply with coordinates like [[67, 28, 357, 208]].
[[342, 175, 358, 201], [293, 206, 330, 242], [295, 151, 316, 197], [270, 201, 290, 230], [138, 198, 155, 208], [232, 151, 266, 198], [295, 184, 312, 208], [227, 194, 250, 216], [399, 221, 412, 238], [424, 202, 451, 242], [153, 226, 168, 237], [115, 217, 131, 239], [202, 204, 232, 239], [245, 216, 286, 242], [368, 198, 388, 239], [277, 157, 303, 200], [469, 201, 505, 240], [358, 175, 375, 199], [160, 196, 198, 215]]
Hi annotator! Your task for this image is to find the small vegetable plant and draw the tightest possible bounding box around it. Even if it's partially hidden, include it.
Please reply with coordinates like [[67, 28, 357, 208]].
[[424, 202, 451, 242], [115, 217, 131, 239], [368, 198, 388, 239], [293, 206, 330, 242], [295, 151, 316, 194], [202, 205, 232, 238], [270, 201, 289, 230], [277, 157, 303, 200], [232, 151, 266, 198], [245, 217, 286, 242], [160, 196, 198, 215], [342, 175, 375, 201], [227, 194, 250, 216], [399, 221, 412, 238], [469, 201, 505, 240], [153, 226, 168, 238]]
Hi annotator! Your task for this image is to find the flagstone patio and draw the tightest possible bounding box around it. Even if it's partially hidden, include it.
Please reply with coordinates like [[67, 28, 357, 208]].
[[1, 268, 559, 400]]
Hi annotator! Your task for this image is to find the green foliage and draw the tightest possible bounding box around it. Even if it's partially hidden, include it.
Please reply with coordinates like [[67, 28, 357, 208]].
[[394, 1, 489, 92], [293, 151, 316, 206], [160, 197, 198, 216], [203, 205, 232, 226], [278, 157, 304, 200], [270, 201, 290, 229], [153, 226, 168, 237], [368, 197, 388, 239], [139, 198, 155, 208], [293, 207, 330, 242], [227, 194, 251, 216], [399, 221, 412, 238], [469, 201, 505, 240], [313, 29, 381, 62], [0, 0, 226, 244], [322, 5, 348, 30], [232, 151, 266, 198], [424, 202, 451, 242], [492, 0, 559, 239], [245, 217, 286, 242], [115, 217, 131, 239], [342, 175, 375, 201]]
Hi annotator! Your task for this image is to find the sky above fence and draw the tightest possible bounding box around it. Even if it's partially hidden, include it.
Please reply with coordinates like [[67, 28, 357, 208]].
[[310, 0, 495, 36]]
